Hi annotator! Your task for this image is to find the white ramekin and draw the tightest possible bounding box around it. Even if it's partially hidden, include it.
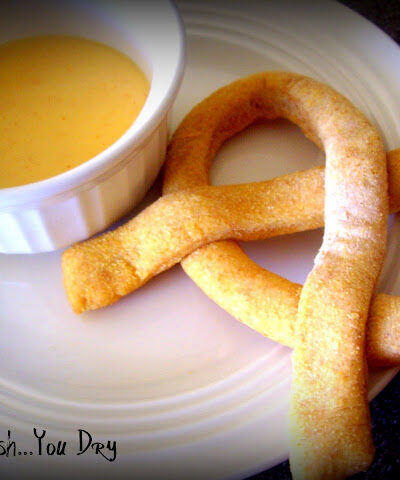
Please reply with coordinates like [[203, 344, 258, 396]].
[[0, 0, 185, 253]]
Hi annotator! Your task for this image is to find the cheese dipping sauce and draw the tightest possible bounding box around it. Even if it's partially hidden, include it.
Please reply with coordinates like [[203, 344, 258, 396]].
[[0, 35, 149, 188]]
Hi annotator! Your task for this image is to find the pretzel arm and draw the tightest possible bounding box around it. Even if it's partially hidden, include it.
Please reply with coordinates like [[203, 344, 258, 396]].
[[62, 166, 324, 313], [285, 77, 387, 479], [62, 149, 399, 314]]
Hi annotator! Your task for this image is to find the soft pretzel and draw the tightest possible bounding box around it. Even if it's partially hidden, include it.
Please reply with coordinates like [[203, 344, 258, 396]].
[[62, 72, 394, 478], [162, 72, 388, 479]]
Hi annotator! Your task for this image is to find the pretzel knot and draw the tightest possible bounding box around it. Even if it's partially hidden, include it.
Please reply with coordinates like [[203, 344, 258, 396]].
[[165, 72, 388, 479], [62, 72, 396, 478]]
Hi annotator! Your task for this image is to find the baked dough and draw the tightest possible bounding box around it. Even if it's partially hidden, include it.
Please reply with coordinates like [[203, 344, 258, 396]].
[[62, 71, 393, 478], [162, 72, 388, 479]]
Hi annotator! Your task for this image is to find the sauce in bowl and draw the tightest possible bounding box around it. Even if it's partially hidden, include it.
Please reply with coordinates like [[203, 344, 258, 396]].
[[0, 35, 149, 188]]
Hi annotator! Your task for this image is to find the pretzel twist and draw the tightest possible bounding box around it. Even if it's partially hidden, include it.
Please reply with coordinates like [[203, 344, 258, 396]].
[[62, 72, 396, 478]]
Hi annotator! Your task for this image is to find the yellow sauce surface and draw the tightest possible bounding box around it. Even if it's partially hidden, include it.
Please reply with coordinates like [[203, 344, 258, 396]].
[[0, 35, 149, 188]]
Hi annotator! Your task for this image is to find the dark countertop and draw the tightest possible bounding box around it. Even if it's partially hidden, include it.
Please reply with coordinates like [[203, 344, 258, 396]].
[[248, 1, 400, 479]]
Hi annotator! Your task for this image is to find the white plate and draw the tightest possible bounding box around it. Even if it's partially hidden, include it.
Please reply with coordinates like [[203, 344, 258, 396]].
[[1, 1, 400, 478]]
